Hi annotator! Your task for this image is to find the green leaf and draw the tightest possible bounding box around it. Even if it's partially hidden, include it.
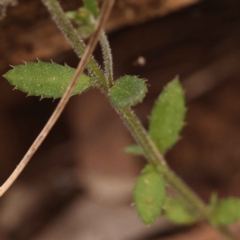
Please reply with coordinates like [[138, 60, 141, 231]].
[[109, 75, 147, 108], [164, 197, 197, 224], [124, 145, 144, 156], [210, 198, 240, 225], [65, 11, 78, 21], [66, 8, 95, 38], [3, 61, 92, 98], [134, 164, 166, 225], [83, 0, 99, 18], [149, 78, 186, 154], [66, 8, 93, 25]]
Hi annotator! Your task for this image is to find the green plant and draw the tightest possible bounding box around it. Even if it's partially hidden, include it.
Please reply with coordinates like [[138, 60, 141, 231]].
[[1, 0, 240, 239], [4, 61, 92, 98]]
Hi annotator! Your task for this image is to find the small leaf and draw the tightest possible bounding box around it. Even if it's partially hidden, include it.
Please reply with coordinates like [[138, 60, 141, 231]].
[[124, 145, 144, 156], [3, 61, 92, 98], [134, 164, 166, 225], [66, 8, 95, 38], [109, 75, 147, 108], [66, 8, 93, 25], [83, 0, 99, 18], [164, 197, 197, 224], [65, 11, 78, 21], [210, 198, 240, 225], [149, 78, 186, 154]]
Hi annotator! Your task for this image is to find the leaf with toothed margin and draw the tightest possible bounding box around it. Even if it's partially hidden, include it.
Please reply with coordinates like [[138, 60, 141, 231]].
[[109, 75, 147, 108], [3, 61, 92, 98], [149, 78, 186, 154], [134, 164, 166, 225]]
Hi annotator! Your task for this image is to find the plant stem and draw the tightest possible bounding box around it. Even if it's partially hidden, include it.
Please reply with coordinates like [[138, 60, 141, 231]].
[[119, 108, 208, 214], [42, 0, 108, 91], [100, 32, 114, 87], [118, 107, 237, 240], [119, 107, 166, 167], [2, 1, 236, 239], [0, 0, 114, 197], [39, 2, 238, 240], [43, 2, 237, 239]]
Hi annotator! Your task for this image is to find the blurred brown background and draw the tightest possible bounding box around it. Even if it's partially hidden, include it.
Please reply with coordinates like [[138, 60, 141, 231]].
[[0, 0, 240, 239]]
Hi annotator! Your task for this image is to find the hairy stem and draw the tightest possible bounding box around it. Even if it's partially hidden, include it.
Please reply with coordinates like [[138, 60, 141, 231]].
[[118, 107, 237, 240], [100, 32, 114, 87], [0, 0, 114, 197], [2, 1, 237, 239], [119, 107, 166, 167], [113, 104, 236, 240], [42, 0, 108, 91], [41, 1, 236, 239]]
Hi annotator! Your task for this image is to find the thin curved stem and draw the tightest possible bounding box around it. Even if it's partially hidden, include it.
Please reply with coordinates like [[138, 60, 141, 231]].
[[0, 0, 114, 197]]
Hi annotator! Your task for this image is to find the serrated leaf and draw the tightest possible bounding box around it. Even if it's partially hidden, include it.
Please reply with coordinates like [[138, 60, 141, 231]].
[[149, 78, 186, 154], [124, 145, 144, 156], [3, 61, 92, 98], [83, 0, 99, 18], [134, 164, 166, 225], [164, 197, 197, 224], [210, 198, 240, 225], [109, 75, 147, 108]]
